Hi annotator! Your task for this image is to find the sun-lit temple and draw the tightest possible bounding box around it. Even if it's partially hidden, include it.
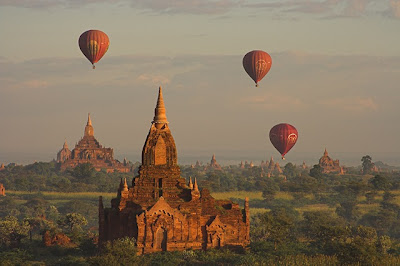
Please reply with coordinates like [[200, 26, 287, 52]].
[[57, 114, 131, 173], [99, 87, 250, 254]]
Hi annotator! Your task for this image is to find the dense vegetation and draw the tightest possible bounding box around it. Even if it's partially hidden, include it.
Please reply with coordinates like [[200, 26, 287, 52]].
[[1, 157, 400, 265]]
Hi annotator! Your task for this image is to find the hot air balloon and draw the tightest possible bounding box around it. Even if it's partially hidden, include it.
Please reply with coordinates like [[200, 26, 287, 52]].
[[78, 30, 110, 69], [242, 50, 272, 87], [269, 123, 298, 160]]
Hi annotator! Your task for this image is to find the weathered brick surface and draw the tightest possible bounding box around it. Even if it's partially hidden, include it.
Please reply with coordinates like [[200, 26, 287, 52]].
[[99, 88, 250, 254], [0, 183, 5, 196], [319, 148, 343, 174]]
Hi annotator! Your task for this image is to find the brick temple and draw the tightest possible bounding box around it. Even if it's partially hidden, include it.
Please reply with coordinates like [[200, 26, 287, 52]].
[[99, 87, 250, 254], [318, 148, 344, 174], [57, 114, 131, 173], [0, 183, 5, 196]]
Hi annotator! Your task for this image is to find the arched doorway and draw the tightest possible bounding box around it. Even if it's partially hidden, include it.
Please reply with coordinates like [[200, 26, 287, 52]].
[[212, 235, 221, 248], [155, 228, 167, 251]]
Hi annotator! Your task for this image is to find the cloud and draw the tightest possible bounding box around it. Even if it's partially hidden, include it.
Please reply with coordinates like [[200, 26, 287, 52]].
[[240, 93, 306, 111], [0, 0, 113, 8], [389, 0, 400, 18], [137, 74, 171, 85], [0, 0, 241, 14], [130, 0, 242, 15], [244, 0, 398, 19], [320, 97, 379, 112], [0, 77, 49, 90]]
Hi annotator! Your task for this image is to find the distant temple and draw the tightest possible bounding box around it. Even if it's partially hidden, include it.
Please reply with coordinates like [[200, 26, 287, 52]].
[[261, 157, 282, 176], [318, 148, 343, 174], [0, 183, 5, 196], [57, 114, 131, 173], [0, 163, 5, 171], [206, 154, 222, 171], [99, 87, 250, 254]]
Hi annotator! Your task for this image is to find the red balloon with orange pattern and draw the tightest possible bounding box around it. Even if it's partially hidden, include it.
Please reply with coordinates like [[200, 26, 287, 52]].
[[242, 50, 272, 87], [78, 30, 110, 69], [269, 123, 298, 160]]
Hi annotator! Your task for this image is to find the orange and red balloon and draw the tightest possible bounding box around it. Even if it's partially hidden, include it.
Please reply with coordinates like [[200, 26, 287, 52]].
[[242, 50, 272, 87], [78, 30, 110, 69], [269, 123, 298, 160]]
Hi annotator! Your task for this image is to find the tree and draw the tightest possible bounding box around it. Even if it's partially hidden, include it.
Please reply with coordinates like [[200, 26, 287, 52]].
[[336, 198, 360, 223], [309, 164, 323, 179], [361, 155, 374, 174], [90, 237, 138, 265], [336, 226, 378, 265], [283, 163, 297, 179], [72, 163, 95, 179], [0, 216, 30, 248], [59, 213, 88, 235], [252, 207, 296, 250], [261, 179, 279, 202], [370, 175, 391, 191]]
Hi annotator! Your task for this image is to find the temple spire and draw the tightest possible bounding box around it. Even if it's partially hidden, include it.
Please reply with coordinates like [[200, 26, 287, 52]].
[[194, 177, 199, 191], [188, 176, 193, 189], [87, 113, 92, 126], [123, 178, 128, 192], [324, 148, 328, 156], [63, 139, 68, 149], [152, 86, 169, 129], [84, 113, 94, 137]]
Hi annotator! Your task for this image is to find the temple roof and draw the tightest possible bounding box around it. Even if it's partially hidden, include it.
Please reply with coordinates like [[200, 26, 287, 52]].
[[152, 86, 168, 127], [84, 113, 94, 137]]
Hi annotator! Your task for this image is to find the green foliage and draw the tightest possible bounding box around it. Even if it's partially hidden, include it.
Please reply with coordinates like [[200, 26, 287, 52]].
[[370, 175, 391, 191], [362, 155, 374, 175], [71, 163, 95, 179], [60, 213, 88, 233], [90, 237, 138, 266], [0, 216, 30, 248], [309, 164, 323, 179], [283, 163, 297, 179], [251, 207, 298, 250]]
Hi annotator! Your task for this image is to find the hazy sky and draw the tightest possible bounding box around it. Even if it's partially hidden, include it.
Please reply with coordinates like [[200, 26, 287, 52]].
[[1, 0, 400, 166]]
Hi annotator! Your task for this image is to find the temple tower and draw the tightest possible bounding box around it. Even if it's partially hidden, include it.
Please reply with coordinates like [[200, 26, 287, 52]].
[[57, 139, 71, 163], [100, 87, 250, 254], [133, 87, 185, 204], [84, 113, 94, 137]]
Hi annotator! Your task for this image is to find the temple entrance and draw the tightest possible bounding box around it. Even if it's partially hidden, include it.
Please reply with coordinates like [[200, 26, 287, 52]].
[[155, 228, 167, 251], [212, 235, 221, 248]]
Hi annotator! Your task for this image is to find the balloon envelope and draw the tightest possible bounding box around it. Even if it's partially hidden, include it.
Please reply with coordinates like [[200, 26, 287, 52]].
[[269, 123, 298, 159], [242, 50, 272, 87], [79, 30, 110, 69]]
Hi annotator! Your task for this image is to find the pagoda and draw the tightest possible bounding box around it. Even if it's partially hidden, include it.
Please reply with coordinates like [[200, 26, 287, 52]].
[[99, 87, 250, 254], [318, 148, 342, 174], [57, 114, 131, 173]]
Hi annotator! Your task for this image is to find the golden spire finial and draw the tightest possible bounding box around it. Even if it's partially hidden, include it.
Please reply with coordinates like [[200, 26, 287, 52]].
[[152, 86, 168, 129], [194, 177, 199, 192], [63, 138, 68, 149], [188, 176, 193, 189], [123, 178, 128, 192], [84, 113, 94, 137], [87, 113, 92, 126]]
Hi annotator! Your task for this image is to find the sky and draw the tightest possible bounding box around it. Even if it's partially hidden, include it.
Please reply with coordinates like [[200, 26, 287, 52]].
[[1, 0, 400, 167]]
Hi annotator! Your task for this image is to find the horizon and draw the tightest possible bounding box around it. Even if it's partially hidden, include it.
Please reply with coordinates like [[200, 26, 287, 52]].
[[2, 148, 399, 168], [1, 1, 400, 169]]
